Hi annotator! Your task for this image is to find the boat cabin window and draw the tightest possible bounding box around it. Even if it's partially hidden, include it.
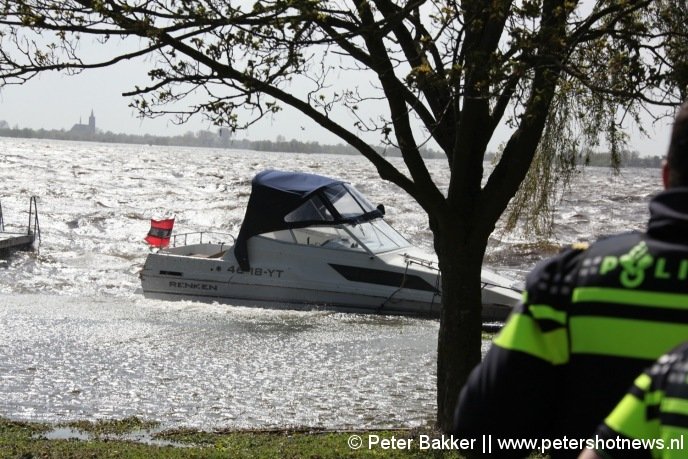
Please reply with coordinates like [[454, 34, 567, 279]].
[[322, 184, 376, 219], [284, 196, 334, 223], [283, 184, 375, 225]]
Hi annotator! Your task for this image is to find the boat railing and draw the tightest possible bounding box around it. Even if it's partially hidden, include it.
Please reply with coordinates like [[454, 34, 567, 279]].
[[170, 231, 236, 248], [0, 196, 40, 237], [0, 196, 41, 253], [403, 253, 439, 271], [28, 196, 41, 244]]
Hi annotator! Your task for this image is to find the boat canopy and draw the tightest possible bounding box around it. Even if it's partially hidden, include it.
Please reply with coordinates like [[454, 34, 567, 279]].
[[235, 170, 384, 269]]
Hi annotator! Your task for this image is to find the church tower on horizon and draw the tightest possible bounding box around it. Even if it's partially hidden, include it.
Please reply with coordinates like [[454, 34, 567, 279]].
[[70, 109, 96, 136]]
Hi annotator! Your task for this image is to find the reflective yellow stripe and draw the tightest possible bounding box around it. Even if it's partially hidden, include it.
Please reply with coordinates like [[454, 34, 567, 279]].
[[605, 392, 659, 440], [570, 317, 688, 359], [573, 287, 688, 310], [605, 374, 659, 440], [635, 373, 652, 390], [494, 313, 569, 364], [662, 397, 688, 416], [529, 304, 567, 325]]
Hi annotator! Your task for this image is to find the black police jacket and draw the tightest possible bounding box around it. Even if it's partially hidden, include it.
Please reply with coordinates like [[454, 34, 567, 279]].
[[452, 187, 688, 459]]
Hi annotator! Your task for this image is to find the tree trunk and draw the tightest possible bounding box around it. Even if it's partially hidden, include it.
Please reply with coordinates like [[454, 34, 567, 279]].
[[435, 221, 487, 432]]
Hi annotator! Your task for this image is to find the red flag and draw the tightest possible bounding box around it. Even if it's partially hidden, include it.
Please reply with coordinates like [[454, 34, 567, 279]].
[[145, 218, 175, 248]]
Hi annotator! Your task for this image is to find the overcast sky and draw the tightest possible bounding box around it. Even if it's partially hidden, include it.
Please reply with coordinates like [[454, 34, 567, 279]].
[[0, 59, 332, 141], [0, 42, 674, 156]]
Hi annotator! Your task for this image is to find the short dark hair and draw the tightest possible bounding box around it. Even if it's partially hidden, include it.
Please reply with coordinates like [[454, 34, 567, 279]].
[[666, 102, 688, 188]]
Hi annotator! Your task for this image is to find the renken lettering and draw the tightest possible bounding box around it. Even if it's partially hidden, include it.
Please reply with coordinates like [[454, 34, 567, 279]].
[[170, 281, 218, 291]]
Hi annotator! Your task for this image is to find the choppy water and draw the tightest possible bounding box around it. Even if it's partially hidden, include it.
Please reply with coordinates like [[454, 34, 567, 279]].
[[0, 137, 659, 429]]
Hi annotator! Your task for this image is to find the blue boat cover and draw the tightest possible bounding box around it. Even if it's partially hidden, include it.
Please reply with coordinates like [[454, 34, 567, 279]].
[[234, 170, 381, 269], [252, 170, 343, 195]]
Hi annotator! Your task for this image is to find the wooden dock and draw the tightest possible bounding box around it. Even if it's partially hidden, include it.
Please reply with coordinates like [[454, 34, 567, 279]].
[[0, 232, 35, 252], [0, 196, 40, 254]]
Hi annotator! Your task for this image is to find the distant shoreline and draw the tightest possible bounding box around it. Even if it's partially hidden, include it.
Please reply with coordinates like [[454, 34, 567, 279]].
[[0, 126, 443, 159], [0, 127, 662, 167]]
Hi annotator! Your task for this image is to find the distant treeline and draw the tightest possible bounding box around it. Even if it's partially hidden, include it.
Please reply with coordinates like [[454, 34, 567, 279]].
[[0, 126, 443, 159], [581, 150, 663, 168], [0, 126, 661, 167], [485, 149, 662, 168]]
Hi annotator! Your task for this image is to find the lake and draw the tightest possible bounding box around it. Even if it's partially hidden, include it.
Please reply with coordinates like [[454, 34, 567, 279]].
[[0, 137, 659, 429]]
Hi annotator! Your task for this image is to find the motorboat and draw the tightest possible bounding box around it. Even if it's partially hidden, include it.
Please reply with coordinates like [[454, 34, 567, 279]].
[[140, 170, 521, 321]]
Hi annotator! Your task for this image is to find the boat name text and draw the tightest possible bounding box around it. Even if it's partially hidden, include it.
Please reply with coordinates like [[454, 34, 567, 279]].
[[170, 281, 219, 291]]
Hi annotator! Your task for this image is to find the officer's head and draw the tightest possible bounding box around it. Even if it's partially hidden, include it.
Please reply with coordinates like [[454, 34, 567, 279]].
[[664, 101, 688, 188]]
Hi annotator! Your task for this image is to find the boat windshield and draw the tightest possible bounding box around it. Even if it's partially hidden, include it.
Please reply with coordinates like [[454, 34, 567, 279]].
[[261, 218, 410, 254], [345, 219, 411, 253]]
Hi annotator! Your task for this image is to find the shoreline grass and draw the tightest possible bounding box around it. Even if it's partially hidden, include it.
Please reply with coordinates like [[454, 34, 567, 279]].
[[1, 416, 550, 458], [0, 417, 467, 458]]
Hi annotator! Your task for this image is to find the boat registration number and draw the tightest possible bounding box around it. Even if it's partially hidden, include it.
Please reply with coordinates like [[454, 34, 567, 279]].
[[227, 265, 284, 278]]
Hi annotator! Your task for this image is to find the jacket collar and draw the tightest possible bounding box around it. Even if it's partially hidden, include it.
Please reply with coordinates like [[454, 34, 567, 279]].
[[647, 187, 688, 241]]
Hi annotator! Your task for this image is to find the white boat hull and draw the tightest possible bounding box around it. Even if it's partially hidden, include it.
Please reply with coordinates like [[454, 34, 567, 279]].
[[140, 237, 518, 321]]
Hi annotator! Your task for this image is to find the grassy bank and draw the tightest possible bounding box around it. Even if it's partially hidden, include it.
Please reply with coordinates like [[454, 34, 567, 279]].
[[0, 417, 470, 458]]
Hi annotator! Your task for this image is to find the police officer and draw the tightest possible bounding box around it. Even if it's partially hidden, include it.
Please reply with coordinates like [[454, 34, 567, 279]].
[[453, 102, 688, 459], [578, 341, 688, 459]]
